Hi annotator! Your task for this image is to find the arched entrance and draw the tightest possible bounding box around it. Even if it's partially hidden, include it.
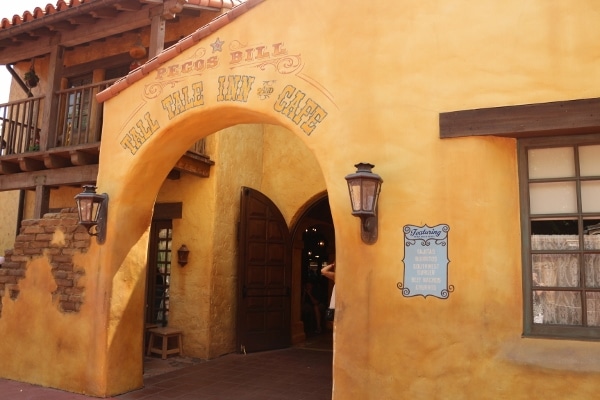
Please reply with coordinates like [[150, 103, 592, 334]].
[[91, 18, 340, 396], [236, 187, 335, 352]]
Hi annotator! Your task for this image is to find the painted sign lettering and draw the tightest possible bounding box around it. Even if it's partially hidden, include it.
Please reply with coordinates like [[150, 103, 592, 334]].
[[273, 85, 328, 136], [161, 82, 205, 120], [398, 224, 453, 299], [217, 75, 255, 102], [120, 112, 160, 155], [230, 43, 287, 64], [123, 39, 331, 155], [155, 56, 219, 80]]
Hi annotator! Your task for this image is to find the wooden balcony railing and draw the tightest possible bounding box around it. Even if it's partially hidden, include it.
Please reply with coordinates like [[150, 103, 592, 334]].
[[52, 79, 117, 149], [0, 96, 43, 155], [0, 79, 207, 161]]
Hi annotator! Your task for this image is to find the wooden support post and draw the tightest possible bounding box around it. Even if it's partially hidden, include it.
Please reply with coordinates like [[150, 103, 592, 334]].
[[33, 185, 50, 219], [149, 14, 165, 59], [41, 37, 64, 151]]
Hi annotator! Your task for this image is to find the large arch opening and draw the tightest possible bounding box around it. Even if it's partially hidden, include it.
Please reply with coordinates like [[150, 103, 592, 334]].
[[101, 113, 334, 381]]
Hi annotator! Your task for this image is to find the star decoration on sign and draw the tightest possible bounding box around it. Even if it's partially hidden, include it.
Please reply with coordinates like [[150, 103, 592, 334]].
[[211, 38, 224, 53]]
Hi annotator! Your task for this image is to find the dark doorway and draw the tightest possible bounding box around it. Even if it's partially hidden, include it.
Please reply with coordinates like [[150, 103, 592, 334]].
[[292, 196, 335, 339]]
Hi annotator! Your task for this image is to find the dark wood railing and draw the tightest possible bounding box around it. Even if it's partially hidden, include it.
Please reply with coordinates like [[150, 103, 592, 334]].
[[0, 96, 43, 155], [52, 79, 117, 149], [1, 79, 206, 159]]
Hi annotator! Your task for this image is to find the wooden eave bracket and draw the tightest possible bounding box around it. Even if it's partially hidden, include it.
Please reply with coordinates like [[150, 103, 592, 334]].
[[69, 150, 98, 166], [173, 152, 214, 178], [44, 153, 72, 169], [0, 160, 21, 174], [18, 156, 45, 172]]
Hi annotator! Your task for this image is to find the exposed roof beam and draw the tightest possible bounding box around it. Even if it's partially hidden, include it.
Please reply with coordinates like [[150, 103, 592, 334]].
[[0, 6, 155, 64], [0, 165, 98, 191], [114, 0, 143, 11], [89, 8, 119, 19], [0, 0, 125, 41]]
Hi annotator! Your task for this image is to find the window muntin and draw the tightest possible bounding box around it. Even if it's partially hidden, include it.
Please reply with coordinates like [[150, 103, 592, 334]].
[[521, 136, 600, 339], [146, 220, 173, 326]]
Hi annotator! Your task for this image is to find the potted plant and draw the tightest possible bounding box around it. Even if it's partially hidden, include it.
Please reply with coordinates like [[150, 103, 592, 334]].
[[24, 67, 39, 88]]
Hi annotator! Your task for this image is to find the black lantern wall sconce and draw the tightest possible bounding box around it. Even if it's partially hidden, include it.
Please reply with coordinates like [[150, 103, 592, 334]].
[[177, 244, 190, 267], [345, 163, 383, 245], [74, 185, 109, 244]]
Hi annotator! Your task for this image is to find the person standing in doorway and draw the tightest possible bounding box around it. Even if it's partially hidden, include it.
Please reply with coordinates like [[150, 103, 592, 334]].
[[321, 262, 335, 320]]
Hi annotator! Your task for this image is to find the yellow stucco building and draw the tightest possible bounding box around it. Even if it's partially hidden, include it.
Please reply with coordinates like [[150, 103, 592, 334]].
[[2, 0, 600, 398]]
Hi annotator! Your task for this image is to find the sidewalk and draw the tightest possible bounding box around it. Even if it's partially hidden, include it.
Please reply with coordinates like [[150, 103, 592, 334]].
[[0, 344, 333, 400]]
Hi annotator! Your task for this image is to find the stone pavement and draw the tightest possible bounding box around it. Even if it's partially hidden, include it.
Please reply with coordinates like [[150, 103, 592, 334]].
[[0, 337, 333, 400]]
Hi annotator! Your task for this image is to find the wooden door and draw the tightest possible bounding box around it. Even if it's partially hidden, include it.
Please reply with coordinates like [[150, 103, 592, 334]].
[[237, 187, 291, 353]]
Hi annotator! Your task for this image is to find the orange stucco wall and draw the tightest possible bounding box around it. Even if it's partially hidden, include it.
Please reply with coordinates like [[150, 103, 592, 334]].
[[3, 0, 600, 398]]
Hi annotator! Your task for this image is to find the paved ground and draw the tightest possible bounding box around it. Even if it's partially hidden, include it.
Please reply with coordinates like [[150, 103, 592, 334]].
[[0, 335, 333, 400]]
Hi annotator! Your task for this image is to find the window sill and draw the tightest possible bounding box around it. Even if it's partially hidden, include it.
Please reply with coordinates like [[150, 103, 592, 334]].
[[500, 337, 600, 373]]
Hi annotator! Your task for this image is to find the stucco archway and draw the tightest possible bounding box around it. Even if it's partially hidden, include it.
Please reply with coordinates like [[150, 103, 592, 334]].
[[88, 8, 344, 392], [94, 102, 335, 393]]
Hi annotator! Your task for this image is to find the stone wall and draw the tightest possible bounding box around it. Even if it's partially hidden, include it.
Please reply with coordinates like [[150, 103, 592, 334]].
[[0, 208, 89, 316]]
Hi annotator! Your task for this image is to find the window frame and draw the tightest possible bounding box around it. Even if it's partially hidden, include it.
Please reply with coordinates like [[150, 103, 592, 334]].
[[440, 97, 600, 341], [518, 134, 600, 340]]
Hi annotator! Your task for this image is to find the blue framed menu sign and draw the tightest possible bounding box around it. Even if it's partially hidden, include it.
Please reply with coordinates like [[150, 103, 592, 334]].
[[397, 224, 453, 299]]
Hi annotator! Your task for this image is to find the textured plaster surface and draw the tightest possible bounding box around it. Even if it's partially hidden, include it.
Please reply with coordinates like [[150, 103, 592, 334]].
[[3, 0, 600, 398], [94, 0, 600, 398]]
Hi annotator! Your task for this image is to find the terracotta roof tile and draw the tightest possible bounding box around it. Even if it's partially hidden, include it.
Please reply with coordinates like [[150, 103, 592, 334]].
[[0, 0, 94, 30], [97, 0, 262, 103], [1, 0, 245, 31]]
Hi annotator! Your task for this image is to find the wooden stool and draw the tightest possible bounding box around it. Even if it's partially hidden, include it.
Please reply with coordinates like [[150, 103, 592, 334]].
[[143, 323, 159, 356], [146, 327, 183, 359]]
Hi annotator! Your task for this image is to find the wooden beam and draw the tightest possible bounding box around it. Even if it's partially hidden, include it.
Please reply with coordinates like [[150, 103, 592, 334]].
[[0, 160, 21, 174], [0, 36, 54, 64], [153, 202, 183, 219], [90, 8, 119, 19], [149, 13, 165, 58], [40, 38, 64, 153], [44, 153, 72, 169], [115, 0, 143, 11], [0, 6, 153, 64], [439, 97, 600, 139], [173, 154, 212, 178], [70, 150, 98, 166], [33, 185, 50, 219], [60, 7, 152, 48], [18, 157, 45, 172], [67, 15, 100, 25], [0, 165, 98, 191], [47, 21, 79, 32]]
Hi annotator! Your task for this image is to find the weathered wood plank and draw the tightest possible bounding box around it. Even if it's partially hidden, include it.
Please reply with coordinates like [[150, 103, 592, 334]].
[[439, 97, 600, 139], [0, 165, 98, 191]]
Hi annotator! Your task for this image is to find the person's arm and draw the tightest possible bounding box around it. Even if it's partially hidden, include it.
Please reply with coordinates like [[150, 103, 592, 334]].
[[321, 262, 335, 281]]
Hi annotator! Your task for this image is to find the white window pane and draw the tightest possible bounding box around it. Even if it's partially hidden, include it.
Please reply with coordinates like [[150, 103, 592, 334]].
[[586, 292, 600, 326], [585, 254, 600, 287], [528, 147, 575, 179], [579, 145, 600, 177], [532, 253, 579, 287], [529, 182, 577, 214], [533, 290, 582, 325], [581, 180, 600, 213]]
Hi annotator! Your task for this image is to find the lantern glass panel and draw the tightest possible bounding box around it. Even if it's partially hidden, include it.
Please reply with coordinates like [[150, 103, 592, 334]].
[[77, 197, 96, 223], [361, 180, 377, 212], [348, 180, 362, 212]]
